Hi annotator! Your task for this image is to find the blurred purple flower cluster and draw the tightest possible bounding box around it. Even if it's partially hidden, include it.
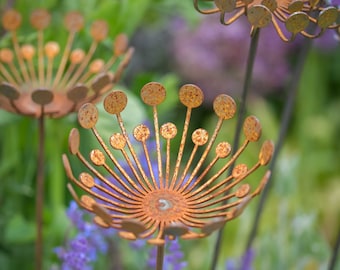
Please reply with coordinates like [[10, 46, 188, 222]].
[[146, 238, 187, 270], [171, 16, 295, 104], [54, 201, 115, 270], [170, 15, 338, 105], [225, 248, 255, 270]]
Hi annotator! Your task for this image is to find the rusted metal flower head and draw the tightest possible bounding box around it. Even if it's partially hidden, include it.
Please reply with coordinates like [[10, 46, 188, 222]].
[[63, 82, 274, 246], [194, 0, 340, 42], [0, 9, 133, 118]]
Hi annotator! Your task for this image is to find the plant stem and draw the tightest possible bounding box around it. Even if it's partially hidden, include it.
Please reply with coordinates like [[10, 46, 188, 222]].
[[245, 36, 313, 251], [210, 28, 260, 270], [328, 227, 340, 270], [36, 110, 45, 270], [156, 243, 165, 270]]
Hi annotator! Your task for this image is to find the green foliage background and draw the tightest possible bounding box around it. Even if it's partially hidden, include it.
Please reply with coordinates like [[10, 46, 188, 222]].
[[0, 0, 339, 269]]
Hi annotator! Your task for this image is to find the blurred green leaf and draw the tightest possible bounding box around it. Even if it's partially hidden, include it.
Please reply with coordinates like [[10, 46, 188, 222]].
[[4, 214, 35, 244]]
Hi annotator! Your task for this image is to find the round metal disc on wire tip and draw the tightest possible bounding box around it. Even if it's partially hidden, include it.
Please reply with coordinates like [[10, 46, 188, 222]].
[[31, 89, 54, 105], [90, 149, 106, 166], [285, 12, 309, 34], [0, 83, 20, 100], [64, 11, 84, 32], [179, 84, 204, 108], [68, 128, 80, 155], [214, 0, 236, 13], [103, 90, 127, 114], [259, 140, 274, 165], [141, 82, 166, 106], [121, 219, 147, 236], [247, 5, 272, 28], [215, 142, 232, 158], [30, 9, 51, 30], [243, 115, 262, 142], [232, 164, 248, 178], [160, 122, 177, 140], [213, 94, 236, 120], [133, 124, 151, 142], [78, 103, 98, 129], [67, 85, 89, 102], [201, 217, 226, 235], [317, 7, 338, 28]]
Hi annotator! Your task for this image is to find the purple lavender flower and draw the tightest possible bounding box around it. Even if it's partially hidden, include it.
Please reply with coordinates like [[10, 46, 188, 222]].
[[225, 248, 255, 270], [54, 201, 115, 270], [171, 16, 295, 104], [145, 238, 187, 270]]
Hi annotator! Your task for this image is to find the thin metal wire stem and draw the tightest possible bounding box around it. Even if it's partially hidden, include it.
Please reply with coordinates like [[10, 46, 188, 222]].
[[210, 28, 260, 270], [156, 242, 165, 270], [245, 36, 314, 251], [328, 227, 340, 270], [35, 111, 45, 270]]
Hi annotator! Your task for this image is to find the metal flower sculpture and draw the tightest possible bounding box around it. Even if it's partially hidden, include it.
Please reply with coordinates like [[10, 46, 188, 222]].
[[0, 9, 133, 118], [0, 9, 133, 270], [194, 0, 340, 42], [63, 82, 274, 268]]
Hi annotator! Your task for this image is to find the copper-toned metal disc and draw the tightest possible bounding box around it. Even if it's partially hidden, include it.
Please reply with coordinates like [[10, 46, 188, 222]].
[[67, 85, 89, 102], [164, 223, 189, 236], [121, 219, 146, 235], [192, 128, 209, 146], [214, 0, 236, 13], [318, 7, 338, 28], [89, 59, 104, 73], [94, 215, 110, 228], [2, 9, 22, 31], [141, 82, 166, 106], [91, 73, 111, 93], [213, 94, 236, 120], [21, 45, 35, 60], [247, 5, 272, 28], [78, 103, 98, 129], [69, 128, 80, 155], [232, 164, 248, 178], [261, 0, 277, 12], [64, 11, 84, 32], [230, 195, 251, 218], [90, 149, 106, 166], [119, 231, 137, 240], [133, 124, 150, 142], [0, 48, 14, 63], [160, 122, 177, 139], [288, 0, 304, 13], [114, 33, 128, 55], [31, 89, 54, 105], [92, 203, 112, 224], [70, 49, 85, 64], [103, 90, 127, 114], [215, 142, 231, 158], [90, 20, 108, 41], [110, 133, 127, 150], [243, 115, 262, 142], [181, 231, 205, 240], [30, 9, 51, 30], [179, 84, 203, 108], [235, 183, 250, 198], [79, 172, 95, 188], [285, 12, 309, 34], [201, 217, 226, 235], [44, 41, 60, 59], [0, 82, 20, 100], [259, 140, 274, 165], [80, 194, 96, 210], [148, 238, 166, 246]]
